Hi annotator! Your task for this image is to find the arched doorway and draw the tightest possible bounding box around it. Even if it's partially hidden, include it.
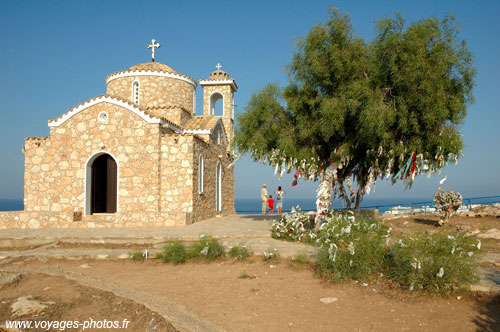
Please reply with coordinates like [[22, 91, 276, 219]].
[[87, 153, 117, 214], [216, 161, 222, 212]]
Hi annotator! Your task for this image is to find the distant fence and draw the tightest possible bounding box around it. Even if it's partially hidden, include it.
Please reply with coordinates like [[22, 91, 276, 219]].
[[359, 195, 500, 215]]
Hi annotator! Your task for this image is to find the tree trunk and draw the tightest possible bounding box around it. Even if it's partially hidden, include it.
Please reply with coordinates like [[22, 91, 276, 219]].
[[315, 167, 336, 226], [354, 187, 363, 209], [337, 179, 351, 209]]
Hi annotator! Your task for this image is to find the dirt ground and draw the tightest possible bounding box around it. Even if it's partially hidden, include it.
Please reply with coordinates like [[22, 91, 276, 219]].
[[0, 271, 177, 332], [1, 258, 499, 332], [382, 215, 500, 252], [382, 215, 499, 232]]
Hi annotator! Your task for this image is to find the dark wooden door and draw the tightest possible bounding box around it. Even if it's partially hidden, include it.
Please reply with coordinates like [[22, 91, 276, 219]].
[[106, 156, 117, 213], [91, 154, 117, 214]]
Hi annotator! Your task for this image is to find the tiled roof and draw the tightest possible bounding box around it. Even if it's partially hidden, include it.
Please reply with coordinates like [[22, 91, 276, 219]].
[[183, 116, 221, 131], [128, 62, 177, 73], [105, 62, 196, 84], [146, 104, 191, 114], [183, 116, 228, 144], [25, 136, 49, 141]]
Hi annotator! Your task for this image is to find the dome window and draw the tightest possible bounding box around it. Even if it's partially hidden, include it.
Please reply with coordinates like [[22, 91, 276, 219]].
[[132, 81, 140, 104]]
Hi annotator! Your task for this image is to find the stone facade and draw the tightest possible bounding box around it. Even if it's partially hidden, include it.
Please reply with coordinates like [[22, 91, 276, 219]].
[[0, 61, 237, 229]]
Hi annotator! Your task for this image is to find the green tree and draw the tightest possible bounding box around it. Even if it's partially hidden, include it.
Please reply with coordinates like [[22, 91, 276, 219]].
[[234, 8, 475, 211]]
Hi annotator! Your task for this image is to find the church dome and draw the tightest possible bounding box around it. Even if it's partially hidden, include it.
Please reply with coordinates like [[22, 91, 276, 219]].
[[105, 61, 197, 118], [105, 62, 196, 84], [127, 62, 178, 74]]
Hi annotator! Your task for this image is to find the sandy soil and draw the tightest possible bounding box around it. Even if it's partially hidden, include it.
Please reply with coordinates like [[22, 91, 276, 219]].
[[382, 214, 499, 230], [2, 258, 498, 332], [0, 272, 176, 331], [382, 215, 500, 249]]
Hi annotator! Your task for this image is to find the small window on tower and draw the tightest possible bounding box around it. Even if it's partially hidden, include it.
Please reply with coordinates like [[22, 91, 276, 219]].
[[132, 81, 140, 104]]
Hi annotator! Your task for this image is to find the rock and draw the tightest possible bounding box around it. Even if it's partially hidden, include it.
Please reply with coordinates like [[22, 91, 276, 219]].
[[28, 219, 40, 229], [320, 297, 338, 304], [0, 255, 8, 261], [117, 253, 130, 259], [477, 228, 500, 240], [456, 224, 472, 231], [79, 264, 90, 269], [470, 285, 492, 293], [472, 205, 500, 218], [96, 254, 109, 260], [465, 229, 481, 237], [11, 296, 54, 317], [0, 272, 23, 290]]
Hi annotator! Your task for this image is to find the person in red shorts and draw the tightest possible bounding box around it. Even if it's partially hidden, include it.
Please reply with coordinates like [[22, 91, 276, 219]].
[[268, 195, 275, 214]]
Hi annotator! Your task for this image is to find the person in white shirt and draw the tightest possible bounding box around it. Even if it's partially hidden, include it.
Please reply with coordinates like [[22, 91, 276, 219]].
[[274, 186, 286, 214], [260, 184, 268, 214]]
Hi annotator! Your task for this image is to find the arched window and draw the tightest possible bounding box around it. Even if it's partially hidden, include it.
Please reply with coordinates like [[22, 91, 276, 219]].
[[216, 128, 221, 145], [132, 81, 140, 104], [209, 92, 223, 116], [198, 155, 204, 194], [216, 161, 222, 212]]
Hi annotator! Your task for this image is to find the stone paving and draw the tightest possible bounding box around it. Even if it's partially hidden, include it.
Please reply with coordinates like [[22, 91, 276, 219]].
[[0, 214, 498, 293]]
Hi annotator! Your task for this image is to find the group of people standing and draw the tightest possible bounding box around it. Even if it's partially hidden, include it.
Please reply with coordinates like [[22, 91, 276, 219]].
[[260, 184, 286, 214]]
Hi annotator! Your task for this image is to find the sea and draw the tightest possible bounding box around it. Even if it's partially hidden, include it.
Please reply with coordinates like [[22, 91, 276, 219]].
[[0, 197, 432, 214]]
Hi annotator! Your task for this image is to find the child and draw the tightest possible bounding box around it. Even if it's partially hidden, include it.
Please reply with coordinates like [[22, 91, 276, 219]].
[[268, 195, 275, 214]]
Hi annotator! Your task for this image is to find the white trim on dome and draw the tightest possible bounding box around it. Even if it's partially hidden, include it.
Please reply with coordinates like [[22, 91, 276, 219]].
[[106, 70, 197, 87], [199, 79, 237, 91], [48, 96, 167, 127]]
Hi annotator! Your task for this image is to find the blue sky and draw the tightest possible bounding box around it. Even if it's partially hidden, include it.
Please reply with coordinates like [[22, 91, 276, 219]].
[[0, 0, 498, 203]]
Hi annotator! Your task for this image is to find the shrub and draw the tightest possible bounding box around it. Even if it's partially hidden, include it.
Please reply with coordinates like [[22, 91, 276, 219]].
[[433, 188, 463, 226], [228, 244, 252, 261], [291, 252, 310, 265], [271, 207, 316, 243], [262, 248, 280, 262], [131, 250, 145, 261], [161, 242, 188, 265], [270, 209, 482, 296], [383, 231, 480, 295], [314, 211, 389, 281], [190, 236, 225, 261], [238, 271, 256, 279]]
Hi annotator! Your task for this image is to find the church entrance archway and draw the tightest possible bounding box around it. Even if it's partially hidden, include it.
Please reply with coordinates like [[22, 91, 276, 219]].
[[216, 161, 222, 212], [85, 152, 118, 215]]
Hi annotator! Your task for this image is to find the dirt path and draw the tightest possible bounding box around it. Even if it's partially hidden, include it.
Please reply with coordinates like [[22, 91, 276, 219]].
[[3, 258, 499, 332]]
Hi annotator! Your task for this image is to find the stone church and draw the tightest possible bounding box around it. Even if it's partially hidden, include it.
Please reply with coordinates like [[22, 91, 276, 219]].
[[0, 40, 237, 229]]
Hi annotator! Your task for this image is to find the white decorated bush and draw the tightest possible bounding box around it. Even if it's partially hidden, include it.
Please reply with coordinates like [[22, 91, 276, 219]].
[[433, 188, 463, 226]]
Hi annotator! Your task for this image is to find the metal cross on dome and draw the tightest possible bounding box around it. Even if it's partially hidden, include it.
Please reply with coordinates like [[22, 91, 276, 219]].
[[147, 39, 161, 62], [216, 63, 222, 70]]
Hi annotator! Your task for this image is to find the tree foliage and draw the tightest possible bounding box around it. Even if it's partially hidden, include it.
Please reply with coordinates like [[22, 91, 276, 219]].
[[234, 8, 475, 208]]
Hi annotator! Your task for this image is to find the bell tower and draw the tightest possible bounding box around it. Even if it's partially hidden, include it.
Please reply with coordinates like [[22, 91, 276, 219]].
[[199, 63, 238, 148]]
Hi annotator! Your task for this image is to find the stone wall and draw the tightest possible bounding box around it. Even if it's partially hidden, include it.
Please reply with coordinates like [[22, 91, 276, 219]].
[[0, 211, 185, 230], [192, 138, 235, 223], [24, 102, 162, 215], [159, 133, 195, 224], [106, 75, 195, 115], [0, 211, 73, 230]]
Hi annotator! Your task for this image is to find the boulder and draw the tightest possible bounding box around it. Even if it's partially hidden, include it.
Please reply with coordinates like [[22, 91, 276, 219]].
[[478, 228, 500, 240], [11, 296, 54, 317]]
